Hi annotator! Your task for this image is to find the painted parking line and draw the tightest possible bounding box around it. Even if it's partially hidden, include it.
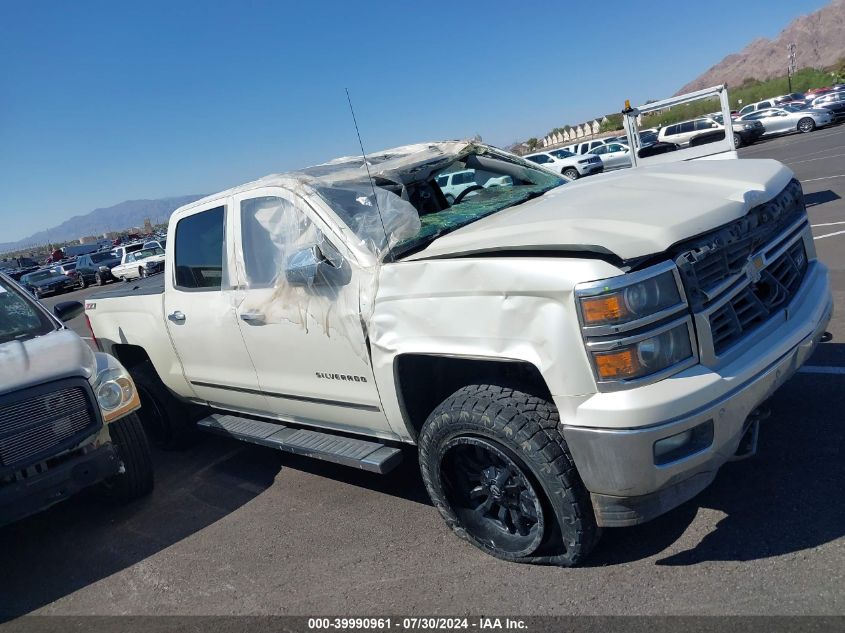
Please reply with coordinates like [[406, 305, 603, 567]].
[[740, 128, 845, 155], [811, 221, 845, 228], [801, 174, 845, 183], [798, 365, 845, 375], [788, 152, 845, 165], [814, 229, 845, 240]]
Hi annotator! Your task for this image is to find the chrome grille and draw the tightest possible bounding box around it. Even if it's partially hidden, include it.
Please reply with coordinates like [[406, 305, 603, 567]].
[[675, 179, 805, 310], [673, 179, 810, 361], [0, 383, 99, 470], [708, 241, 808, 353]]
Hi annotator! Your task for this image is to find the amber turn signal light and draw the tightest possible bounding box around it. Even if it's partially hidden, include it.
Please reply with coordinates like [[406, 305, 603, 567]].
[[581, 293, 629, 325], [593, 348, 641, 380]]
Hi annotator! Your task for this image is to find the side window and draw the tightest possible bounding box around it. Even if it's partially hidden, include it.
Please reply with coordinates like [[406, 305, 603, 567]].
[[435, 175, 448, 187], [174, 206, 225, 290], [591, 146, 607, 155], [240, 196, 315, 288], [665, 125, 678, 136], [760, 101, 771, 108], [679, 122, 694, 133]]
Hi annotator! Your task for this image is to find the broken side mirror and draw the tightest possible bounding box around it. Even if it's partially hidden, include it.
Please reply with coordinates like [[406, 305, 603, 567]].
[[285, 243, 351, 288]]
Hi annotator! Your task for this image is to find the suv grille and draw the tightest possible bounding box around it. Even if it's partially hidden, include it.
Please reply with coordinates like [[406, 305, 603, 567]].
[[673, 179, 810, 359], [0, 381, 100, 471]]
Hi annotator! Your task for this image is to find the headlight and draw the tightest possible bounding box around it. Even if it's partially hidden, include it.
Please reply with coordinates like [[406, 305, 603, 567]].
[[743, 123, 754, 130], [577, 266, 683, 329], [92, 357, 141, 422], [576, 262, 697, 389], [589, 321, 694, 381]]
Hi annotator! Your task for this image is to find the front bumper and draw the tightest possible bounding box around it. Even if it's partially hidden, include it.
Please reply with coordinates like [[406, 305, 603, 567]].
[[0, 443, 120, 528], [579, 163, 603, 176], [562, 263, 833, 527]]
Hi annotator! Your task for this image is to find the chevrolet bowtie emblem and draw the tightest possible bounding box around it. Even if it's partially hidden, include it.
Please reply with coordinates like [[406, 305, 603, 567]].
[[744, 256, 764, 284]]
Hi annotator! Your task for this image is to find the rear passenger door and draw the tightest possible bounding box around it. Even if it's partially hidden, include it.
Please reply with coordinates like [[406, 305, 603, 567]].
[[164, 200, 267, 413]]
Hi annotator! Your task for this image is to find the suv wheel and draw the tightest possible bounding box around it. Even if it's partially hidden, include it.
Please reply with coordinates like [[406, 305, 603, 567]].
[[418, 384, 600, 566], [79, 275, 89, 289], [95, 272, 105, 286], [139, 267, 147, 278], [100, 413, 154, 501], [733, 133, 742, 148], [797, 117, 815, 133], [562, 168, 580, 180]]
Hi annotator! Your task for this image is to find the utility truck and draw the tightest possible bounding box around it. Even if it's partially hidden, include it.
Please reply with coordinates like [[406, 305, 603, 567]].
[[84, 141, 832, 565]]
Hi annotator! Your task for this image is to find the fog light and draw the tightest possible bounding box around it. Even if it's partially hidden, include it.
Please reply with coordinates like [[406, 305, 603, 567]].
[[653, 420, 714, 465]]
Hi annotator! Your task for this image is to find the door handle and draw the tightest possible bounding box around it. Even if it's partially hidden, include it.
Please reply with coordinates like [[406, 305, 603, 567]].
[[240, 312, 265, 324], [168, 310, 186, 323]]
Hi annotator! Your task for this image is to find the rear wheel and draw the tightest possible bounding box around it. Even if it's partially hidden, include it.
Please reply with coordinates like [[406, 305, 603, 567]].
[[418, 384, 600, 566], [79, 275, 89, 289], [139, 267, 147, 278], [798, 117, 815, 133], [130, 360, 199, 449], [100, 413, 154, 501], [562, 168, 580, 180]]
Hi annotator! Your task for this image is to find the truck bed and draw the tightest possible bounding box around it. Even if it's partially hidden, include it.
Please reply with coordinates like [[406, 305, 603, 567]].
[[88, 274, 164, 300]]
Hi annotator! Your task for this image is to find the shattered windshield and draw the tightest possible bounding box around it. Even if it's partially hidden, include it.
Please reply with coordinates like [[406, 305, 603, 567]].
[[312, 144, 564, 260]]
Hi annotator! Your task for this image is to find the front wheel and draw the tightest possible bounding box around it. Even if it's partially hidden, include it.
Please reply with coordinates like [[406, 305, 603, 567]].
[[95, 272, 105, 286], [79, 275, 89, 289], [733, 133, 742, 148], [100, 413, 154, 501], [139, 267, 147, 278], [798, 117, 815, 133], [562, 167, 580, 180], [418, 384, 600, 566]]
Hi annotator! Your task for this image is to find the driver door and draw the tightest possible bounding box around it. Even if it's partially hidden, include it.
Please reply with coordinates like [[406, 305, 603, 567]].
[[231, 188, 391, 436]]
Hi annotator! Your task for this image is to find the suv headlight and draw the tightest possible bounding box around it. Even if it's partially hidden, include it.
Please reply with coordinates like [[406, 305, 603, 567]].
[[575, 262, 697, 390], [92, 354, 141, 422]]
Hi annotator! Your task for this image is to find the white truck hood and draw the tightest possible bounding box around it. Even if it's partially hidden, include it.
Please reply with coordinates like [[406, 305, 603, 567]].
[[0, 329, 97, 397], [405, 159, 794, 262]]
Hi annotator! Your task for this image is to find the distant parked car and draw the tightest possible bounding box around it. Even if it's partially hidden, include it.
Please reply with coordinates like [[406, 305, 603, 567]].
[[143, 239, 166, 251], [75, 251, 122, 287], [524, 150, 603, 180], [110, 247, 166, 281], [738, 98, 788, 117], [434, 169, 513, 204], [19, 269, 76, 298], [740, 105, 833, 135], [810, 90, 845, 108], [587, 142, 631, 170], [658, 115, 762, 148], [51, 262, 79, 283]]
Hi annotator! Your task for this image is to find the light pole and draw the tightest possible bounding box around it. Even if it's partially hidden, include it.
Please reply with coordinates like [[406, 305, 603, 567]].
[[787, 43, 797, 93]]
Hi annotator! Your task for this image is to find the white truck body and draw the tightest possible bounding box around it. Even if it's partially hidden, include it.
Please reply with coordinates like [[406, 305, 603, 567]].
[[85, 140, 832, 565]]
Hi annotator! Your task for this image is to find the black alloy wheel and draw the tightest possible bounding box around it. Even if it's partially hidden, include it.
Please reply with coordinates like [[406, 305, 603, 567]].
[[440, 436, 545, 557]]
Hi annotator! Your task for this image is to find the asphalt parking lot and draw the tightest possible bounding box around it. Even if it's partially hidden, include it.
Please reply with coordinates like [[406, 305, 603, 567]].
[[3, 128, 845, 618]]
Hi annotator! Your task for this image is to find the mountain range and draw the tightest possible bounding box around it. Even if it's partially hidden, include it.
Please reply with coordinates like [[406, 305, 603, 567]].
[[677, 0, 845, 93], [1, 195, 205, 253]]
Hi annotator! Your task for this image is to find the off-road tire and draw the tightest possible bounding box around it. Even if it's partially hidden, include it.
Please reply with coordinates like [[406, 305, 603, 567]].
[[562, 168, 580, 180], [101, 413, 154, 501], [418, 384, 600, 566], [130, 360, 198, 450]]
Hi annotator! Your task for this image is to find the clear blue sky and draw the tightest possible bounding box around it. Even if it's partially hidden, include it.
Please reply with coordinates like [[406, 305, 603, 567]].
[[0, 0, 829, 242]]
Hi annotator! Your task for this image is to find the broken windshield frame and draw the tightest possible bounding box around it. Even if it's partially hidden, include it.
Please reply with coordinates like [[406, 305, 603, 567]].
[[313, 146, 566, 261]]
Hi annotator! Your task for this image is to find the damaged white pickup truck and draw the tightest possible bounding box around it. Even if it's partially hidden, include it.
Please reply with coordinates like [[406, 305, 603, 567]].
[[84, 141, 832, 565]]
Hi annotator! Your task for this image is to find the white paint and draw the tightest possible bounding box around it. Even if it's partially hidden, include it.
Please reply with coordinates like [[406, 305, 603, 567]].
[[798, 365, 845, 375], [811, 221, 845, 228], [814, 229, 845, 240], [788, 152, 845, 165], [800, 174, 845, 184]]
